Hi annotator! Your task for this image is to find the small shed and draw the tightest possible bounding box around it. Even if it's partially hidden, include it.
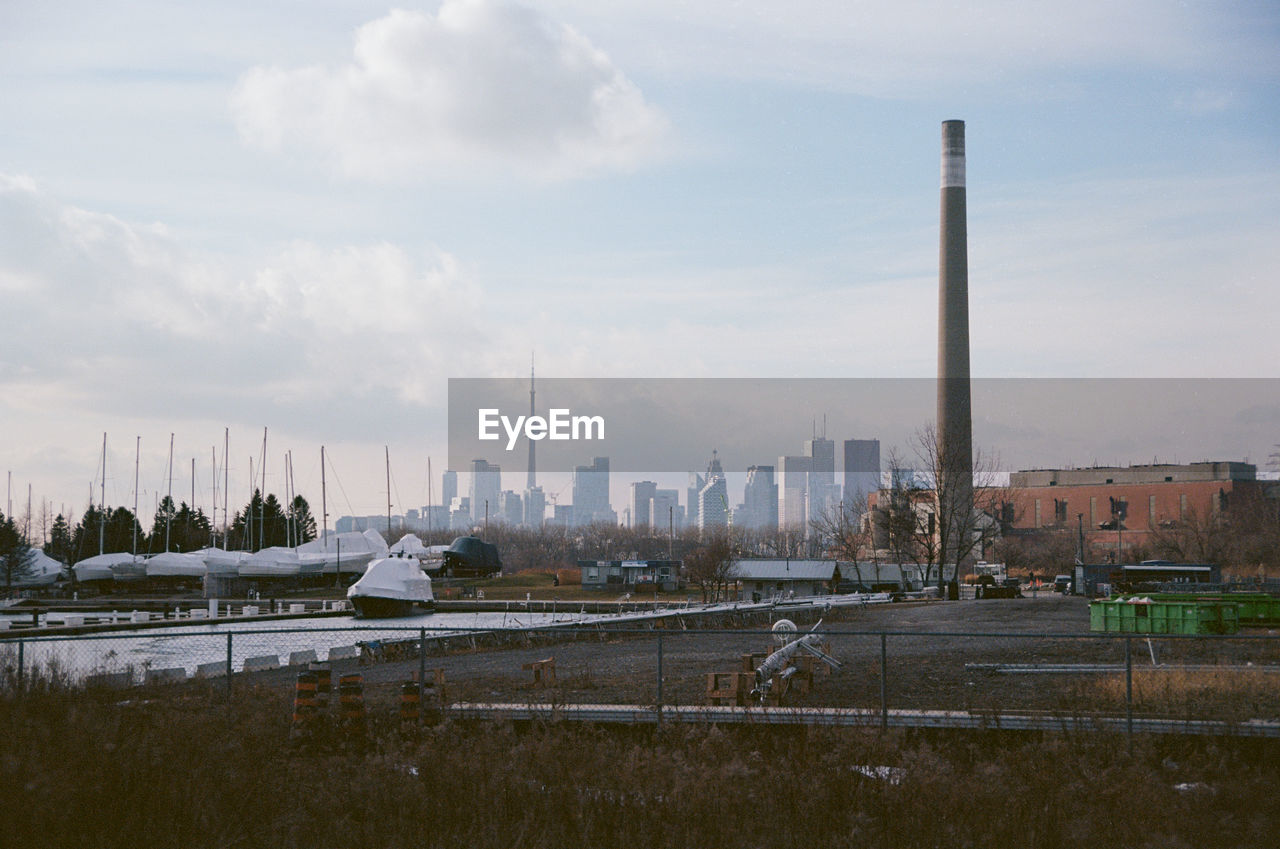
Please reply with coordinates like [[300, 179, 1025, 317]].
[[836, 561, 929, 592], [731, 560, 837, 602], [578, 559, 681, 592]]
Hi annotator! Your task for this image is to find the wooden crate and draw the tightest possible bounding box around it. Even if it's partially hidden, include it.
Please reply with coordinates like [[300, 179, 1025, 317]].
[[706, 672, 752, 706]]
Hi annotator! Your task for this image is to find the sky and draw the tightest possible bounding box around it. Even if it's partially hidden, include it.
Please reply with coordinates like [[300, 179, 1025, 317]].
[[1, 0, 1278, 530]]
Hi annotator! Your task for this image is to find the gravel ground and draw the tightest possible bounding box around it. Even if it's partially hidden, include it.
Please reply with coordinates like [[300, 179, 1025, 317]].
[[253, 594, 1280, 722]]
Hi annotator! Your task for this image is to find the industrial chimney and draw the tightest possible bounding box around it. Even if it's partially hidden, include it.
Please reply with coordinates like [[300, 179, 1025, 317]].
[[937, 119, 973, 576]]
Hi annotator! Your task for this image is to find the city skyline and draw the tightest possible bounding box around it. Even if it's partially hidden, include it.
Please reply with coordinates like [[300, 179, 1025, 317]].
[[3, 1, 1278, 520]]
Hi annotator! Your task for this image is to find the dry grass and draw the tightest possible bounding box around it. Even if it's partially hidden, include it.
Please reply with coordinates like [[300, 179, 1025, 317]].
[[2, 675, 1279, 848], [1084, 666, 1280, 722]]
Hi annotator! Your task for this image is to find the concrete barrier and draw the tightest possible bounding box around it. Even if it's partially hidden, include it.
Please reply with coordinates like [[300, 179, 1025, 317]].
[[189, 608, 208, 619], [289, 603, 306, 614], [243, 655, 280, 672], [85, 671, 133, 688], [145, 667, 188, 684], [327, 645, 359, 661], [63, 614, 85, 627], [0, 620, 11, 631], [288, 650, 318, 666], [242, 605, 260, 617], [195, 661, 227, 678], [130, 611, 150, 623]]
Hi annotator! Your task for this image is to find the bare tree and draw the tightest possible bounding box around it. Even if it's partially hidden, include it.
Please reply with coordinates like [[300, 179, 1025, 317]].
[[910, 423, 1009, 590], [750, 524, 807, 560], [808, 493, 872, 585], [683, 531, 737, 603], [1145, 504, 1237, 567]]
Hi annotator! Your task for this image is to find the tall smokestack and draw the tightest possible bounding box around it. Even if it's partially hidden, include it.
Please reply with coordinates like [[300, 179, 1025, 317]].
[[937, 119, 973, 573]]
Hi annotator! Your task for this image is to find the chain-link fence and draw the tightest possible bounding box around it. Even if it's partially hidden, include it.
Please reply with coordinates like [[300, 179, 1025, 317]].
[[4, 617, 1279, 736]]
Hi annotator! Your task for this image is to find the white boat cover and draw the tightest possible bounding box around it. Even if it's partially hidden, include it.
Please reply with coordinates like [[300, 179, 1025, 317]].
[[109, 556, 147, 581], [14, 550, 64, 586], [73, 552, 136, 582], [144, 551, 208, 578], [389, 533, 428, 555], [239, 546, 326, 578], [297, 530, 388, 573], [347, 556, 434, 605], [201, 548, 249, 575]]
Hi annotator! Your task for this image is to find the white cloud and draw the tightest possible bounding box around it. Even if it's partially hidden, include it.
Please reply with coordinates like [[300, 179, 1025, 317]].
[[229, 1, 668, 181], [0, 175, 484, 423]]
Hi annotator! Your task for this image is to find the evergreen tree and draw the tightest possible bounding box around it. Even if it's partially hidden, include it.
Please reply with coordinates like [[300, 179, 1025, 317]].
[[150, 495, 178, 551], [0, 511, 36, 589], [47, 514, 74, 565], [106, 507, 146, 554], [261, 493, 287, 548], [289, 495, 317, 545], [170, 502, 213, 552]]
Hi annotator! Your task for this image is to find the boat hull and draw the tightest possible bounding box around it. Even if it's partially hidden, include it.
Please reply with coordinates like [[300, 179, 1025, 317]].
[[349, 595, 435, 619]]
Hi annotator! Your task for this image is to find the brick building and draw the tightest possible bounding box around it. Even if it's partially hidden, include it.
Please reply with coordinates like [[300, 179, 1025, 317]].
[[1006, 462, 1271, 557]]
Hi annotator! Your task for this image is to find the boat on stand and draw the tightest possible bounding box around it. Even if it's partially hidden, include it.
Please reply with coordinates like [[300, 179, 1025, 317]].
[[346, 553, 435, 618]]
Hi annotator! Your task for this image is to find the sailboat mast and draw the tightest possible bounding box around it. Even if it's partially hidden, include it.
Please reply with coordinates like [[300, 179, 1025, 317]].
[[211, 446, 217, 548], [165, 433, 174, 552], [427, 457, 433, 538], [133, 436, 140, 556], [99, 433, 106, 556], [385, 445, 392, 538], [259, 427, 267, 551], [222, 428, 229, 549], [247, 456, 254, 551], [286, 450, 294, 549], [320, 445, 328, 547]]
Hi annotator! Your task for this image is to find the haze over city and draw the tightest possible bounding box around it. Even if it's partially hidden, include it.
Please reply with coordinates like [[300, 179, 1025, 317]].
[[2, 0, 1278, 522]]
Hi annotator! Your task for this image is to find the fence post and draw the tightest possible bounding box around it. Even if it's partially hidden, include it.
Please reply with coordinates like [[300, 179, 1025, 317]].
[[880, 632, 888, 730], [418, 628, 427, 713], [656, 632, 664, 725], [226, 633, 233, 710], [1124, 636, 1133, 741]]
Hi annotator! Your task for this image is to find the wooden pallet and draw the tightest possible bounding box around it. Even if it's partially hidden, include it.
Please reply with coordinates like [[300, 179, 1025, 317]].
[[523, 656, 556, 687], [705, 672, 753, 706]]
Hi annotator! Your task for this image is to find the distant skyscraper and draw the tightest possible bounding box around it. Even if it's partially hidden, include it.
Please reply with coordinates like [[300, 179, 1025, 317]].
[[651, 489, 679, 531], [449, 495, 471, 530], [523, 486, 545, 527], [687, 470, 704, 529], [739, 464, 778, 530], [441, 470, 457, 509], [630, 481, 658, 527], [778, 454, 811, 529], [698, 451, 728, 533], [572, 457, 611, 525], [843, 439, 881, 511], [498, 490, 522, 525], [805, 435, 837, 525], [469, 459, 501, 524]]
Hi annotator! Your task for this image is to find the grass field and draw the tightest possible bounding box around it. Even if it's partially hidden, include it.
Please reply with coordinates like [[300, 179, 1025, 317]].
[[2, 678, 1278, 848]]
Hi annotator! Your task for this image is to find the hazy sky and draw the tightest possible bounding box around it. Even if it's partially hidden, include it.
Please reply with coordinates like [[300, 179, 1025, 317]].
[[2, 0, 1278, 525]]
